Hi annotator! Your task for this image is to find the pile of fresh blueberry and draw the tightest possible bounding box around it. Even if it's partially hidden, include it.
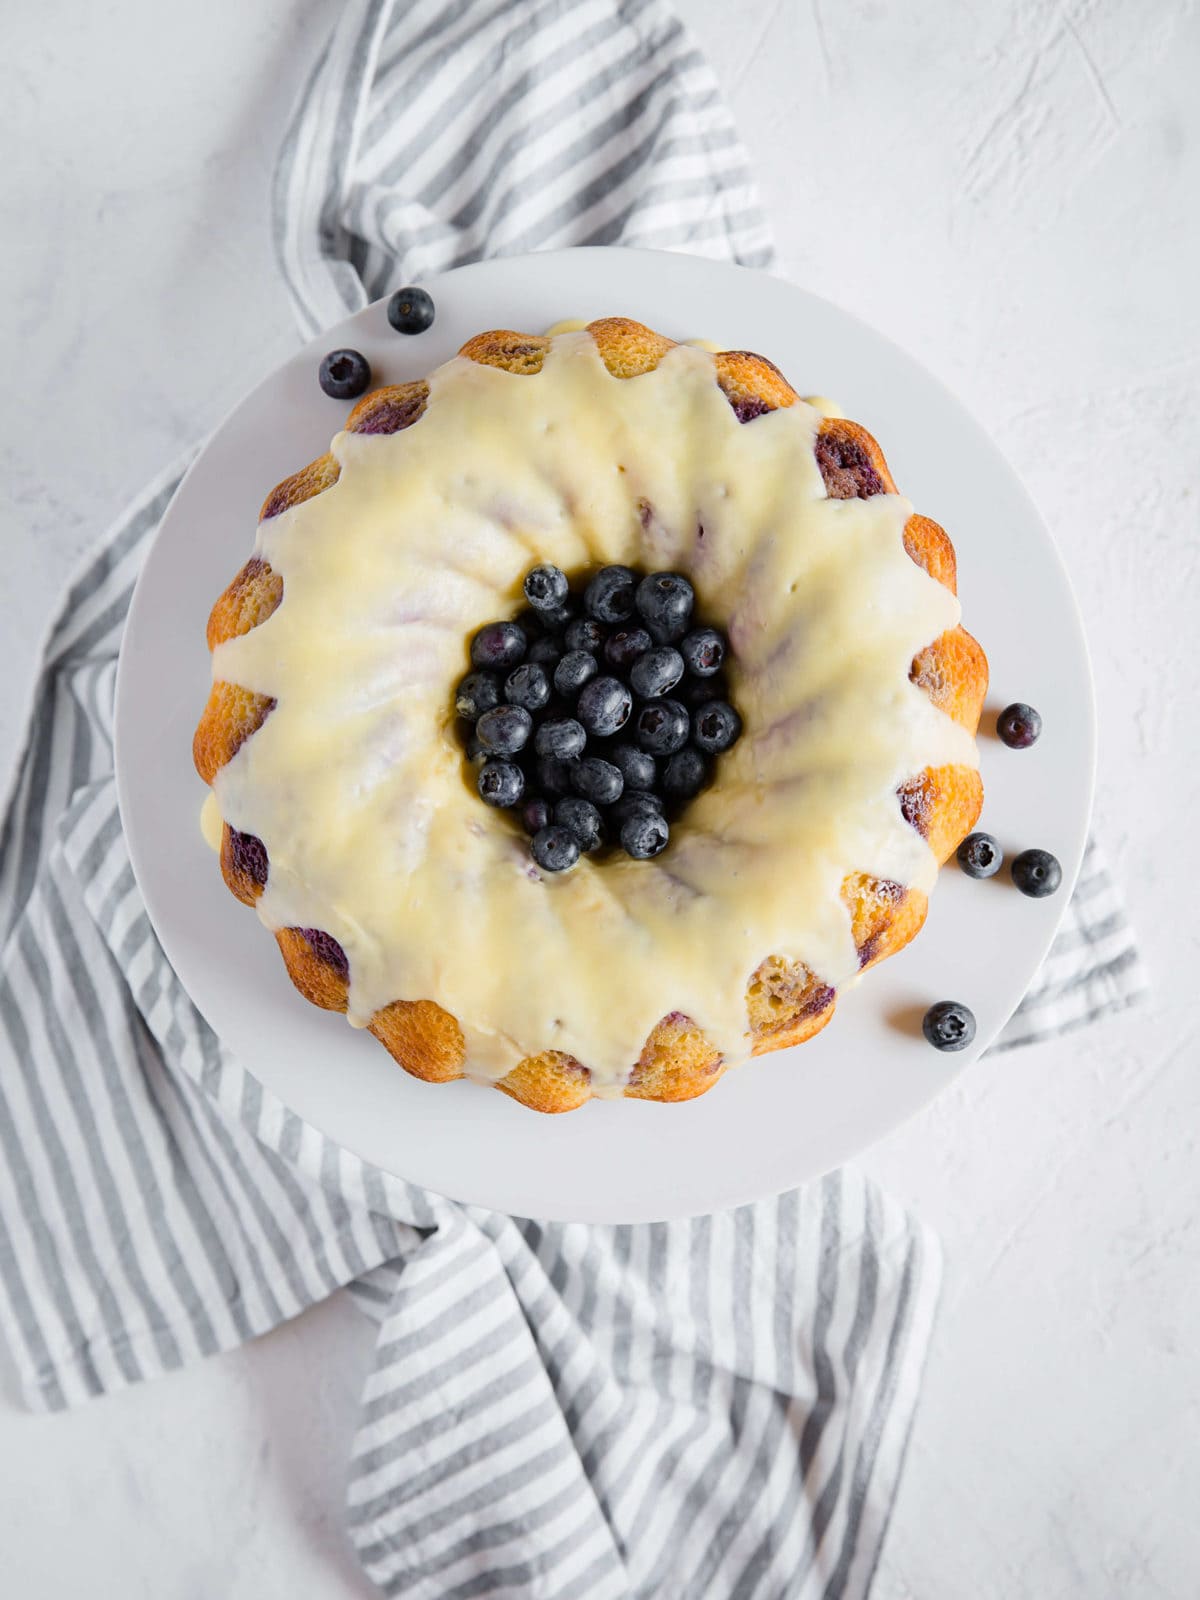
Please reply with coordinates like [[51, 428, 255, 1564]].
[[455, 563, 742, 872]]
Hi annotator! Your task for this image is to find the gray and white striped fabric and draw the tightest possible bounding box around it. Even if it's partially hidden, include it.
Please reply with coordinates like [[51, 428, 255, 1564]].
[[0, 3, 1147, 1596]]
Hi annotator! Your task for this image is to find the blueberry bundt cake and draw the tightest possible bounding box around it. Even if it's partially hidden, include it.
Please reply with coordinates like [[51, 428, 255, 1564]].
[[193, 317, 987, 1113]]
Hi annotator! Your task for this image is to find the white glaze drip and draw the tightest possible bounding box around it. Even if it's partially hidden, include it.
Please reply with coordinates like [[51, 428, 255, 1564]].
[[199, 791, 223, 852]]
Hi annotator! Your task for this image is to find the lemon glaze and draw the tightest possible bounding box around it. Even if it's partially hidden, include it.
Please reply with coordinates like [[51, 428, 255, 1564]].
[[208, 331, 975, 1089], [199, 790, 223, 852]]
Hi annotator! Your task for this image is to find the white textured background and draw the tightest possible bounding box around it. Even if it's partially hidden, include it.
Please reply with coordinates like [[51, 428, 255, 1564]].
[[1, 1, 1197, 1595]]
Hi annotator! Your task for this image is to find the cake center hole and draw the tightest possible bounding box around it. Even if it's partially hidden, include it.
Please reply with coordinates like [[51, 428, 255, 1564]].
[[452, 561, 743, 873]]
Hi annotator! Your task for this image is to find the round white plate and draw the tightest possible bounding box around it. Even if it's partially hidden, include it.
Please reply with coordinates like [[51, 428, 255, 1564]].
[[115, 247, 1094, 1223]]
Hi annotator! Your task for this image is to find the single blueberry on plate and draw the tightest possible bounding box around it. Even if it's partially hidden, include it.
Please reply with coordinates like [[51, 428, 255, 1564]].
[[521, 796, 552, 835], [532, 824, 580, 874], [630, 646, 685, 700], [662, 747, 710, 802], [386, 286, 435, 334], [318, 348, 371, 400], [997, 702, 1043, 749], [922, 1000, 976, 1052], [455, 670, 501, 721], [620, 809, 669, 860], [505, 661, 551, 712], [957, 832, 1002, 879], [565, 617, 607, 654], [608, 743, 657, 792], [537, 754, 577, 798], [692, 700, 742, 754], [555, 797, 604, 852], [534, 717, 586, 761], [524, 564, 569, 612], [604, 626, 653, 672], [680, 626, 725, 677], [554, 650, 599, 698], [634, 698, 690, 756], [584, 565, 638, 624], [470, 620, 527, 672], [1011, 847, 1062, 898], [635, 571, 694, 643], [475, 704, 532, 756], [478, 759, 524, 808], [577, 675, 633, 737], [572, 756, 624, 806]]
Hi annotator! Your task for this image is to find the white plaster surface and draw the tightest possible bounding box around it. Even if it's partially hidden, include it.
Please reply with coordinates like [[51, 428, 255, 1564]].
[[0, 0, 1197, 1594]]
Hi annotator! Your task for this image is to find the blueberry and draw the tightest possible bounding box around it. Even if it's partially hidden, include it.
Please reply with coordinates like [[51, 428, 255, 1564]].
[[515, 607, 545, 641], [523, 564, 569, 613], [634, 699, 690, 756], [572, 756, 624, 806], [554, 650, 599, 698], [455, 670, 501, 721], [1011, 847, 1062, 898], [957, 832, 1002, 879], [386, 286, 435, 334], [465, 731, 486, 763], [478, 760, 524, 809], [538, 602, 576, 635], [635, 571, 694, 643], [532, 824, 580, 874], [620, 809, 670, 860], [604, 626, 653, 672], [528, 635, 563, 668], [680, 674, 726, 709], [630, 646, 685, 700], [565, 617, 607, 654], [681, 627, 726, 678], [534, 717, 586, 761], [584, 565, 638, 624], [504, 662, 551, 712], [555, 797, 604, 852], [662, 747, 710, 802], [692, 700, 742, 754], [521, 796, 553, 835], [577, 676, 633, 737], [608, 743, 657, 791], [537, 755, 577, 798], [470, 620, 527, 672], [997, 702, 1043, 749], [609, 789, 664, 827], [318, 348, 371, 400], [475, 704, 532, 756], [922, 1000, 976, 1052]]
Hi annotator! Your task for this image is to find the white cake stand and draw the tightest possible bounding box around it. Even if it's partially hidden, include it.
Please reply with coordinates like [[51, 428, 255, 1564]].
[[115, 248, 1094, 1223]]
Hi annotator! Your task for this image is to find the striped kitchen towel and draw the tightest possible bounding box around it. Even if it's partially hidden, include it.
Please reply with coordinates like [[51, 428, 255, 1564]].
[[0, 3, 1148, 1598]]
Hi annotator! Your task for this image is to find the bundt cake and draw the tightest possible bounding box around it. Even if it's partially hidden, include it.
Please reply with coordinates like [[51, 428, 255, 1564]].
[[193, 316, 987, 1113]]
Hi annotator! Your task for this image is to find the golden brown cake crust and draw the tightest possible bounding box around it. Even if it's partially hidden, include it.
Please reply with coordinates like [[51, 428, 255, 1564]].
[[195, 317, 987, 1112]]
